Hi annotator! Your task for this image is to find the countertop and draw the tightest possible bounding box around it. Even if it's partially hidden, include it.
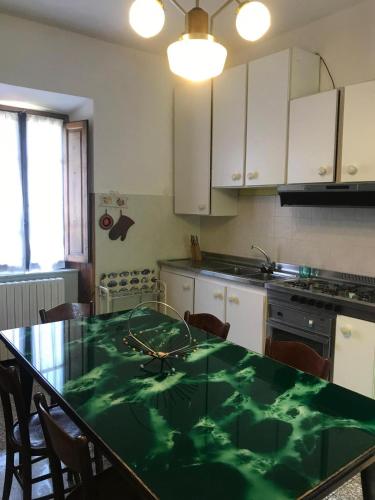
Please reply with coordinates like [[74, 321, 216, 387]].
[[159, 254, 294, 288]]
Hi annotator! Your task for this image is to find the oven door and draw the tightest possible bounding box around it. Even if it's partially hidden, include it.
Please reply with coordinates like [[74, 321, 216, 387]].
[[267, 320, 332, 360]]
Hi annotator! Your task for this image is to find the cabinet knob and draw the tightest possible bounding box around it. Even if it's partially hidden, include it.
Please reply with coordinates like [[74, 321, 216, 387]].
[[198, 204, 207, 211], [247, 171, 258, 180], [182, 284, 191, 291], [346, 165, 358, 176], [340, 325, 352, 338], [232, 173, 242, 181], [228, 295, 240, 304], [318, 166, 328, 176], [213, 292, 224, 300]]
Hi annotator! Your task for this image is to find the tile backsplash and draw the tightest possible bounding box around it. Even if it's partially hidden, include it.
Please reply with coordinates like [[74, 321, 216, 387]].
[[200, 194, 375, 277]]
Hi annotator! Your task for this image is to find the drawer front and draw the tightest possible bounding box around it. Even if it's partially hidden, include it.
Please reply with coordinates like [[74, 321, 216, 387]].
[[268, 303, 334, 336]]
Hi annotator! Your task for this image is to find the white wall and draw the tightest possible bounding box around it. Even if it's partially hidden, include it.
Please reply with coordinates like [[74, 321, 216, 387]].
[[201, 0, 375, 277], [0, 13, 173, 195], [0, 13, 200, 283], [231, 0, 375, 89]]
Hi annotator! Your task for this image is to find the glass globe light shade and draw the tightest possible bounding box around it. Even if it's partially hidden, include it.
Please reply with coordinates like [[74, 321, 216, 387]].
[[167, 34, 227, 82], [236, 1, 271, 42], [129, 0, 165, 38]]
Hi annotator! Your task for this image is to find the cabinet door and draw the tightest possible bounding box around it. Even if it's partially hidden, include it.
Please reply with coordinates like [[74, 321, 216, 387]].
[[340, 80, 375, 182], [226, 285, 266, 354], [174, 82, 211, 215], [212, 64, 247, 188], [160, 270, 194, 317], [246, 50, 290, 187], [194, 278, 225, 321], [334, 315, 375, 398], [287, 90, 338, 184]]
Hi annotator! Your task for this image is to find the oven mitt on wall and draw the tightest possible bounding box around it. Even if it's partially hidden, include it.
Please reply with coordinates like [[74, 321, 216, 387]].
[[109, 211, 135, 241]]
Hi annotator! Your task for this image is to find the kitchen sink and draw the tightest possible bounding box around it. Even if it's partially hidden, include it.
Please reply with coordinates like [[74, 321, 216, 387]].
[[219, 265, 262, 276]]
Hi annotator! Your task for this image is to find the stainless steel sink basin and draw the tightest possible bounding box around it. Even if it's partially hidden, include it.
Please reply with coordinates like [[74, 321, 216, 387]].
[[219, 265, 262, 276]]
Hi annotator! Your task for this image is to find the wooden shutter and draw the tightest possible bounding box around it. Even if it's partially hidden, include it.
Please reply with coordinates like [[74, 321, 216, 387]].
[[63, 121, 95, 305], [63, 120, 89, 263]]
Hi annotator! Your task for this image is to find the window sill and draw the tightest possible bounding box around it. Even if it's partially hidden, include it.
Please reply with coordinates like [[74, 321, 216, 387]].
[[0, 268, 79, 283]]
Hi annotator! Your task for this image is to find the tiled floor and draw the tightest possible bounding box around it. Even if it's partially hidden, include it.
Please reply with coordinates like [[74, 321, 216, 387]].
[[0, 388, 364, 499]]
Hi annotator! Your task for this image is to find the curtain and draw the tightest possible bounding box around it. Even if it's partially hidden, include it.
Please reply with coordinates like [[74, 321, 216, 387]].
[[27, 114, 64, 271], [0, 111, 24, 272]]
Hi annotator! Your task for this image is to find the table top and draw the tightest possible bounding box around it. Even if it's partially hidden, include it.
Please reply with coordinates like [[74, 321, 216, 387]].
[[2, 308, 375, 500]]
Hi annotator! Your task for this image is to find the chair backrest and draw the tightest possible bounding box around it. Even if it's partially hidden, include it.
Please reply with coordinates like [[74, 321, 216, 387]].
[[184, 311, 230, 340], [39, 302, 94, 324], [34, 393, 93, 500], [0, 362, 31, 449], [265, 338, 330, 380]]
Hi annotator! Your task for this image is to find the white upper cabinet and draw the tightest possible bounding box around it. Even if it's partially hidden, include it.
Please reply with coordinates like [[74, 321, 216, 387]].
[[246, 48, 320, 187], [212, 64, 247, 188], [174, 81, 211, 215], [339, 80, 375, 182], [287, 90, 339, 184], [174, 82, 238, 216]]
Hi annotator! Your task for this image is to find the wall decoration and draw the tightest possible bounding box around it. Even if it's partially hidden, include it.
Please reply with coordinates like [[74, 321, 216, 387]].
[[99, 192, 128, 209], [109, 211, 135, 241], [98, 210, 114, 230]]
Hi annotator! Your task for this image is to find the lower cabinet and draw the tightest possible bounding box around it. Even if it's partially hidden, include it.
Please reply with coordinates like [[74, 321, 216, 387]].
[[334, 315, 375, 398], [194, 277, 226, 321], [194, 276, 267, 354], [160, 270, 194, 317], [226, 284, 267, 355]]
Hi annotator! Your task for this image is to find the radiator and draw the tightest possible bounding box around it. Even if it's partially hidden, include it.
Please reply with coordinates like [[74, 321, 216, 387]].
[[0, 278, 65, 330], [0, 278, 65, 360]]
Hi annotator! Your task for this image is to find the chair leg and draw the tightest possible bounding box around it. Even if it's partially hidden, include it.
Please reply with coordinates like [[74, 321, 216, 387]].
[[93, 445, 103, 474], [19, 453, 32, 500], [2, 450, 14, 500]]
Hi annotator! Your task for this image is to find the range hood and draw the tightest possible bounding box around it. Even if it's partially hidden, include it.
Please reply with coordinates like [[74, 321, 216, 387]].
[[278, 182, 375, 207]]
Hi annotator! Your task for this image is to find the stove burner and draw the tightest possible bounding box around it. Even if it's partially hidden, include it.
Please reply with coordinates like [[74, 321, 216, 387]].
[[285, 279, 375, 304]]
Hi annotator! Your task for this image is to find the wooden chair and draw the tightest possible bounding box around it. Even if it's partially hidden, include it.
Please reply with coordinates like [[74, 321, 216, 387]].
[[0, 362, 82, 500], [34, 393, 138, 500], [184, 311, 230, 340], [265, 337, 330, 380], [39, 302, 94, 324]]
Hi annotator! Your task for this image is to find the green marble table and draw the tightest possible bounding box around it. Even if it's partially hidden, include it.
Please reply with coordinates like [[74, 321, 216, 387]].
[[1, 307, 375, 500]]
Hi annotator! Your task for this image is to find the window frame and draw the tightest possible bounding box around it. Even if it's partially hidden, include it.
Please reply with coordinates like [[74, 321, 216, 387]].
[[0, 104, 69, 273]]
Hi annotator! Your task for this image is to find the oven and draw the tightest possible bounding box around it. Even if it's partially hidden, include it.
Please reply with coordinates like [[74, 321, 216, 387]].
[[267, 294, 336, 361]]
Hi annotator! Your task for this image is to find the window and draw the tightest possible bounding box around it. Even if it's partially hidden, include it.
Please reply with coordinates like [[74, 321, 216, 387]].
[[0, 110, 65, 273]]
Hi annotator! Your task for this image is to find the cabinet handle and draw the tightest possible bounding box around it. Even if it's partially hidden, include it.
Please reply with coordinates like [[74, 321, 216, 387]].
[[247, 171, 258, 180], [213, 292, 224, 300], [198, 204, 207, 211], [340, 325, 352, 338], [318, 166, 328, 176], [182, 284, 191, 291], [228, 295, 240, 305], [232, 173, 242, 181], [346, 165, 358, 176]]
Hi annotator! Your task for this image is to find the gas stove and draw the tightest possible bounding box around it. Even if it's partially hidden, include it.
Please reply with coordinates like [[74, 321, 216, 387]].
[[282, 278, 375, 304]]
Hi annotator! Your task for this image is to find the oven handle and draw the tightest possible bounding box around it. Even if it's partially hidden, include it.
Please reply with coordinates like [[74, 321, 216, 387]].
[[267, 320, 331, 345]]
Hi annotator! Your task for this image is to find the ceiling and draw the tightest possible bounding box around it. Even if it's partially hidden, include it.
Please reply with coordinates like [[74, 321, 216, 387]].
[[0, 0, 366, 55]]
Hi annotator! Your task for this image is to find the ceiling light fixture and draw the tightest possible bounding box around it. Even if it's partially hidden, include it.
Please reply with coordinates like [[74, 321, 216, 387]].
[[129, 0, 271, 81]]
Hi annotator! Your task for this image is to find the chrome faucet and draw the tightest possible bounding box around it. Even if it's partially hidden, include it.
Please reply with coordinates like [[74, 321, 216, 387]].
[[250, 244, 275, 273]]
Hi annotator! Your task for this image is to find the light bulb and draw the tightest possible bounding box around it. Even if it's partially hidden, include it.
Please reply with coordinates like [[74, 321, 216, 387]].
[[236, 1, 271, 42], [167, 34, 227, 82], [129, 0, 165, 38]]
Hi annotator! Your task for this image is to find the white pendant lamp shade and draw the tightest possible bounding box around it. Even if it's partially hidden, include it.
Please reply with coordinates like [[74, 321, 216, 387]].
[[168, 34, 227, 82], [129, 0, 165, 38], [236, 1, 271, 42]]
